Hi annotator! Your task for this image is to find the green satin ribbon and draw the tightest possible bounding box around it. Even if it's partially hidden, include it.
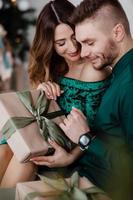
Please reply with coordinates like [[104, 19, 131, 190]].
[[25, 172, 109, 200], [1, 90, 73, 151]]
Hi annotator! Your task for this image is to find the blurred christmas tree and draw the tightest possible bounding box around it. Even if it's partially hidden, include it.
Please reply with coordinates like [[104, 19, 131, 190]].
[[0, 0, 36, 61]]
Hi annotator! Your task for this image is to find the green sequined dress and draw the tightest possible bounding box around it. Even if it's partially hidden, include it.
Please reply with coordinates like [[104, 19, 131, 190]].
[[57, 76, 111, 128]]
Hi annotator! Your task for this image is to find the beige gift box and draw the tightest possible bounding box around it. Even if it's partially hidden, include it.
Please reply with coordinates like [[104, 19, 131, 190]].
[[0, 90, 69, 163], [15, 181, 55, 200], [15, 175, 100, 200]]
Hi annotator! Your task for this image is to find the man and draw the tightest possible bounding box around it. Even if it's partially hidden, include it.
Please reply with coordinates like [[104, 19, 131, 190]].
[[59, 0, 133, 199]]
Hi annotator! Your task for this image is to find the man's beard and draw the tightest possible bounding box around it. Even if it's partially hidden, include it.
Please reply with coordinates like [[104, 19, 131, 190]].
[[91, 39, 118, 70]]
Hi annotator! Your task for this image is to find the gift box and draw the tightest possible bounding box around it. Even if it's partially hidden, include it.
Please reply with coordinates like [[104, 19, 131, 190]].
[[15, 181, 56, 200], [15, 172, 110, 200], [0, 90, 74, 162]]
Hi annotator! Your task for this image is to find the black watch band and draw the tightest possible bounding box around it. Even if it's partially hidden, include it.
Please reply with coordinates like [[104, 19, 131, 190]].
[[78, 131, 96, 151]]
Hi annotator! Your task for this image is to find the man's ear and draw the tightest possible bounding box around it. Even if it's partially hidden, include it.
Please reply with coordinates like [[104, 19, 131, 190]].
[[112, 23, 125, 42]]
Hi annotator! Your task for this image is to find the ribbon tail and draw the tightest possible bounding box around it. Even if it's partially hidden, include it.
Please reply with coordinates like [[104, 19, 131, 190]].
[[17, 91, 34, 113], [35, 91, 50, 114], [17, 90, 49, 119], [24, 190, 62, 200], [1, 117, 35, 140], [83, 186, 106, 194], [1, 119, 16, 140], [70, 171, 79, 188], [41, 121, 49, 140], [38, 174, 69, 191], [71, 187, 88, 200], [44, 118, 73, 151]]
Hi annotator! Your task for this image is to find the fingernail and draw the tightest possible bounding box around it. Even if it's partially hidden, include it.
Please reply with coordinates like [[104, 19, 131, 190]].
[[48, 138, 54, 143]]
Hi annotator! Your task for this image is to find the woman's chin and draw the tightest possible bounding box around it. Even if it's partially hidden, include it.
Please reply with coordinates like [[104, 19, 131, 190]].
[[69, 55, 80, 62]]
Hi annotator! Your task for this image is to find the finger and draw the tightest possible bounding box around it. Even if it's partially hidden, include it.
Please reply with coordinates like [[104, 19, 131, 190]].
[[37, 83, 48, 93], [48, 139, 61, 150], [71, 107, 86, 119], [47, 81, 58, 100], [37, 84, 42, 90], [54, 83, 61, 97], [30, 155, 55, 167], [59, 122, 67, 132], [63, 117, 69, 125], [67, 113, 73, 121], [32, 160, 54, 167], [30, 156, 54, 163], [44, 82, 55, 99], [37, 83, 52, 98]]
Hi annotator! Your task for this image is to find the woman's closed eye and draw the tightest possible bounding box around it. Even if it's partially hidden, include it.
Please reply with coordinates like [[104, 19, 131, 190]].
[[55, 40, 65, 47], [58, 42, 65, 46]]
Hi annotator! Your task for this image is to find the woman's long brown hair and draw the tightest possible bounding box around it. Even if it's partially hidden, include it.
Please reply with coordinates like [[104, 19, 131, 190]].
[[28, 0, 75, 87]]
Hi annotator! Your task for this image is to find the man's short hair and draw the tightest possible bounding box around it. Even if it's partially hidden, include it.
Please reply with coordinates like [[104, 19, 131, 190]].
[[71, 0, 130, 34]]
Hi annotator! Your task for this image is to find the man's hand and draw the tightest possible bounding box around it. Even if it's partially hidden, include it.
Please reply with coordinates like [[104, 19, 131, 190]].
[[59, 107, 90, 144], [30, 140, 80, 167]]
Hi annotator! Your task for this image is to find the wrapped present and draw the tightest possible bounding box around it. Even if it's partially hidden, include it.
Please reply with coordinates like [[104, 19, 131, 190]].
[[0, 90, 74, 162], [15, 172, 111, 200], [15, 181, 55, 200]]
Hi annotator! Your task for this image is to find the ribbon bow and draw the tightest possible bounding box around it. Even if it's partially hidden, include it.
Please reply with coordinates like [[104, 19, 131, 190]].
[[0, 90, 73, 151], [25, 172, 110, 200]]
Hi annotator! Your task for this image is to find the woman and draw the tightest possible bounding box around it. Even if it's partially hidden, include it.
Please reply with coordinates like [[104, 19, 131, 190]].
[[0, 0, 111, 188], [29, 0, 111, 128]]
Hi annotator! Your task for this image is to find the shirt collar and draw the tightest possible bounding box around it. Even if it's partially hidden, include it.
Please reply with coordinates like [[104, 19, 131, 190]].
[[112, 48, 133, 77]]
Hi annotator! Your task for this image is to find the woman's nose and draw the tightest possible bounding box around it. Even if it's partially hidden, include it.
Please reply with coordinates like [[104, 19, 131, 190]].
[[68, 41, 77, 52]]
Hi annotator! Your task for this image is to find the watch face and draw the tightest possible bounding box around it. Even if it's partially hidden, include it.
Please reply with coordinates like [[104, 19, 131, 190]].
[[80, 135, 90, 145]]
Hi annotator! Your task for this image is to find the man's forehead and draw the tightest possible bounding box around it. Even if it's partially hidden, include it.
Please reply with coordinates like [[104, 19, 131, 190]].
[[75, 19, 97, 42]]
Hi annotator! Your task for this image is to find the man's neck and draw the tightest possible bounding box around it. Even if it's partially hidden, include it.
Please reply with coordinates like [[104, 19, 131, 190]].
[[112, 37, 133, 69]]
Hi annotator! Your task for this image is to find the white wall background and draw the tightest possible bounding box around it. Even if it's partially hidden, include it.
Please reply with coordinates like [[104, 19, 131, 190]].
[[120, 0, 133, 35], [29, 0, 133, 44]]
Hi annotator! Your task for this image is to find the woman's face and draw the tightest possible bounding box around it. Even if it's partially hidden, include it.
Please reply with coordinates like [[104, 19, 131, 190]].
[[54, 24, 80, 62]]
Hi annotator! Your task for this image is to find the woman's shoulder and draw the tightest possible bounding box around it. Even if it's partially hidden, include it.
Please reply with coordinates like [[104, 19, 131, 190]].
[[93, 66, 112, 81], [81, 63, 112, 82]]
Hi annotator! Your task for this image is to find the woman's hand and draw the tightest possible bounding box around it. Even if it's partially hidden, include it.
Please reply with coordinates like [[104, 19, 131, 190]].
[[37, 81, 63, 100], [30, 140, 82, 168]]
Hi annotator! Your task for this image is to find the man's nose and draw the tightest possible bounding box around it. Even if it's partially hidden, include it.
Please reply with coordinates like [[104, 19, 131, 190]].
[[80, 47, 90, 58]]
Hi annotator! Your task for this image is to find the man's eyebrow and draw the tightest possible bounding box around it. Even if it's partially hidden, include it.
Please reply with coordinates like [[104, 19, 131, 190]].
[[81, 38, 93, 43]]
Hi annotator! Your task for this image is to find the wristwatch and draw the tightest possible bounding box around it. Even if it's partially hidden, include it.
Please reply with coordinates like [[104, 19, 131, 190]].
[[78, 132, 96, 151]]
